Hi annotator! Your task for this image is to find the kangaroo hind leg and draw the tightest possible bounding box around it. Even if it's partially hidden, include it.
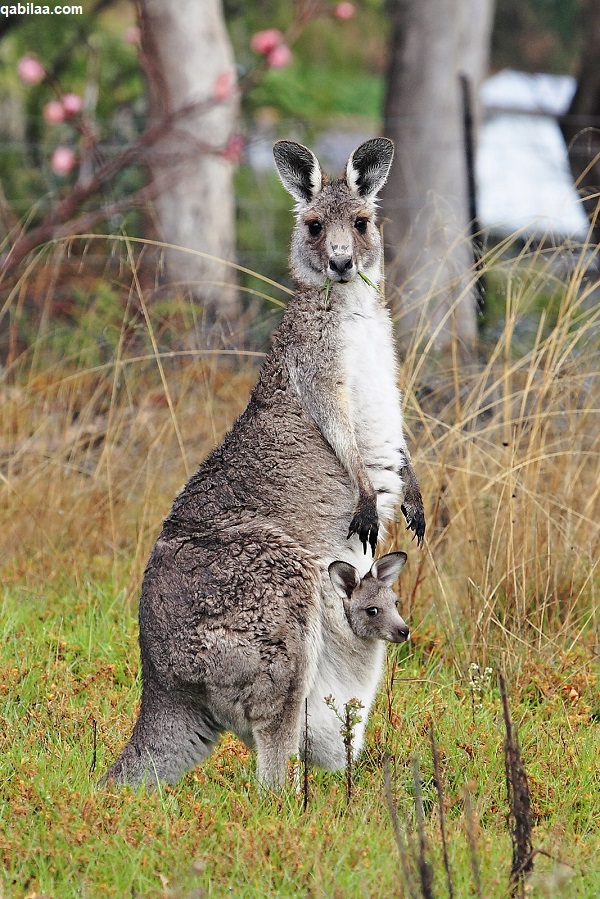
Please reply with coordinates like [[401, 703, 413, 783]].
[[253, 701, 304, 792], [101, 683, 221, 788]]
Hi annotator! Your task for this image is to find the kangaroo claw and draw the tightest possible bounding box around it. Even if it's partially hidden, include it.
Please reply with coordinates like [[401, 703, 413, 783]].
[[401, 501, 426, 546], [347, 506, 379, 555]]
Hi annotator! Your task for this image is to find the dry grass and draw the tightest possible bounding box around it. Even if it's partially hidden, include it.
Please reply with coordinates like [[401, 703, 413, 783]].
[[1, 236, 598, 663], [394, 239, 600, 674]]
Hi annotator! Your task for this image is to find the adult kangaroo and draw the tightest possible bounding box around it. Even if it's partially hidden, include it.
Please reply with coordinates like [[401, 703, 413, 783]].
[[102, 138, 424, 790]]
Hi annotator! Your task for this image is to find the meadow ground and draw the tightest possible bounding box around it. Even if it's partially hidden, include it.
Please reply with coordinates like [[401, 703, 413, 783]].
[[0, 238, 599, 897]]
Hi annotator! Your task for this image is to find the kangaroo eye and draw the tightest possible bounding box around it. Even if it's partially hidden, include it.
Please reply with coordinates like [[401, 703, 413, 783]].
[[366, 607, 379, 617], [354, 218, 368, 234], [307, 220, 323, 237]]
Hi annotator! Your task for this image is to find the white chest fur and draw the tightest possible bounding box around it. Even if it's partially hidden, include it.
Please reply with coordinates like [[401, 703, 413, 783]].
[[305, 634, 385, 770], [341, 282, 406, 520]]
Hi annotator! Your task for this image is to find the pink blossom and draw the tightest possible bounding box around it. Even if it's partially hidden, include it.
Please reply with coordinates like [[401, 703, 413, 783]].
[[222, 134, 245, 164], [61, 93, 83, 116], [17, 54, 45, 86], [43, 100, 65, 124], [123, 25, 141, 44], [250, 28, 284, 56], [266, 43, 292, 69], [213, 68, 236, 102], [51, 146, 77, 176], [334, 2, 356, 19]]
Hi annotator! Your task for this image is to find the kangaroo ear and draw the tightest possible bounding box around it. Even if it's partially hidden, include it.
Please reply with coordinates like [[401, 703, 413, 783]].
[[328, 561, 361, 599], [370, 551, 407, 586], [273, 140, 323, 204], [346, 138, 394, 200]]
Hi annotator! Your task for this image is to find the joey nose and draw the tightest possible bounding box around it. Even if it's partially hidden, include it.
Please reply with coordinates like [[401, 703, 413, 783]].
[[397, 624, 410, 642], [329, 254, 354, 277]]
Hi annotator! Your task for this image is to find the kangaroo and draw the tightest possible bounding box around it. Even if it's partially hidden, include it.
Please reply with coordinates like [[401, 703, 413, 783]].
[[329, 552, 409, 644], [102, 138, 424, 790]]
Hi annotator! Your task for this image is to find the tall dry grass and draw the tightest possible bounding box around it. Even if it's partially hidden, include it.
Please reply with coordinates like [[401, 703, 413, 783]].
[[393, 236, 599, 674], [1, 234, 598, 677]]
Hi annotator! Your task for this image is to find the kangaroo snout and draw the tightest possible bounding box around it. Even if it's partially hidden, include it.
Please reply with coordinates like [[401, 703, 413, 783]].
[[364, 607, 410, 644], [328, 253, 355, 281], [392, 621, 411, 643]]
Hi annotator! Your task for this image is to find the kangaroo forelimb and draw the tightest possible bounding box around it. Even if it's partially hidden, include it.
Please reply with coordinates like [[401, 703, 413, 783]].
[[400, 453, 425, 545]]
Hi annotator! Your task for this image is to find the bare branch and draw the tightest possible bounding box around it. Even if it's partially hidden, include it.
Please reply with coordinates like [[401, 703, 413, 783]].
[[411, 755, 435, 899], [1, 93, 229, 277], [499, 671, 534, 897], [430, 723, 454, 898], [382, 754, 419, 899]]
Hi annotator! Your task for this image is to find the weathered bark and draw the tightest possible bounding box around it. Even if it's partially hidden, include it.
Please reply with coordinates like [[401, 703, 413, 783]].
[[560, 0, 600, 245], [139, 0, 240, 334], [382, 0, 495, 354]]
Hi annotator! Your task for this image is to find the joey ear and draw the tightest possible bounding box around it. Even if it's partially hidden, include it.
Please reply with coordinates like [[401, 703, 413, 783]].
[[273, 140, 323, 204], [370, 551, 407, 586], [328, 561, 361, 599], [346, 138, 394, 200]]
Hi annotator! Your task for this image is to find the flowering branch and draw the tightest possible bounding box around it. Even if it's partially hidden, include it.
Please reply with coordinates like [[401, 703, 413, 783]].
[[3, 1, 357, 277], [1, 93, 234, 276]]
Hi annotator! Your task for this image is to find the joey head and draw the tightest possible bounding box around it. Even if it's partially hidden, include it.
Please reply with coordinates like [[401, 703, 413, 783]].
[[329, 552, 410, 643]]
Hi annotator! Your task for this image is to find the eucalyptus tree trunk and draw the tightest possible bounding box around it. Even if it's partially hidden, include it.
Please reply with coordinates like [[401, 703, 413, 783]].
[[560, 0, 600, 246], [140, 0, 239, 337], [382, 0, 494, 355]]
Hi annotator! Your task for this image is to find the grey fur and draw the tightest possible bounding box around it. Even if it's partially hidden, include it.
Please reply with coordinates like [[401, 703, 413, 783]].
[[102, 139, 425, 791], [329, 552, 410, 642], [272, 140, 322, 203]]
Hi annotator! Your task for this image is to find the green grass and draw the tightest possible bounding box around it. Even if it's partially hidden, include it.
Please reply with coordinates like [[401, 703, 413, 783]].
[[1, 575, 599, 896]]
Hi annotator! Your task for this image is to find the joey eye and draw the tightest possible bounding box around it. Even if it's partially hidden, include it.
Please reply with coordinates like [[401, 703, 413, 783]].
[[307, 220, 323, 237], [366, 607, 379, 617], [354, 218, 368, 234]]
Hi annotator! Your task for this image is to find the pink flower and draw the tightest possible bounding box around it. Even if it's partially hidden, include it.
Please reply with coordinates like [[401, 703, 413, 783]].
[[334, 2, 356, 20], [51, 146, 77, 176], [266, 43, 292, 69], [213, 68, 236, 102], [17, 54, 45, 86], [250, 28, 284, 56], [43, 100, 65, 124], [123, 25, 141, 44], [61, 93, 83, 116], [222, 134, 245, 164]]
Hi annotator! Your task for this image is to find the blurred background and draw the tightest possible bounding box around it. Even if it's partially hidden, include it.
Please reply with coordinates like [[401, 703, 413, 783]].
[[0, 0, 599, 358]]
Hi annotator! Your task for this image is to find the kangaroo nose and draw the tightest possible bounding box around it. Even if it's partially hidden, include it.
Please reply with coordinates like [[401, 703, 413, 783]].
[[397, 624, 410, 642], [329, 254, 353, 276]]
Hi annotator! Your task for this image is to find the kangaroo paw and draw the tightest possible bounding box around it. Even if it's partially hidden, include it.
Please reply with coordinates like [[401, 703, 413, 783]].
[[401, 495, 426, 546], [400, 459, 426, 546], [347, 498, 379, 555]]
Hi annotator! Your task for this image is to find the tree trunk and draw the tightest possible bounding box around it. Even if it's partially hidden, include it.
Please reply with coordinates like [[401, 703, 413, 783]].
[[381, 0, 494, 355], [139, 0, 240, 338], [560, 0, 600, 246]]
